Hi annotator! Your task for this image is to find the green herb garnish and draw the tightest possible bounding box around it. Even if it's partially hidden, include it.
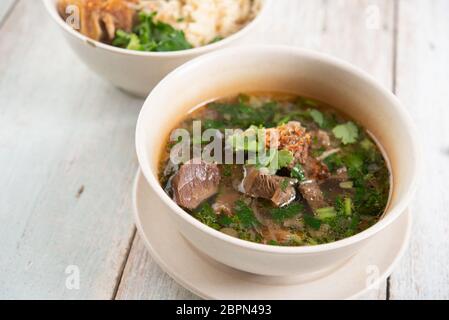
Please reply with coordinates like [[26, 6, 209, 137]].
[[234, 200, 259, 228], [309, 109, 324, 127], [271, 203, 303, 223], [253, 149, 294, 174], [304, 214, 322, 230], [113, 12, 192, 52], [332, 121, 359, 145], [210, 99, 277, 128], [277, 150, 294, 169], [291, 163, 306, 181], [218, 214, 233, 227], [195, 203, 220, 230]]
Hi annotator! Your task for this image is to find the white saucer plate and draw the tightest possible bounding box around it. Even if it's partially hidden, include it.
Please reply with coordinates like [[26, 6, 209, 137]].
[[133, 170, 411, 300]]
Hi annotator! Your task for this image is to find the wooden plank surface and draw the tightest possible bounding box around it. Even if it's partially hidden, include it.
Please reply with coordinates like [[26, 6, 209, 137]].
[[0, 0, 140, 299], [0, 0, 16, 26], [116, 0, 395, 300], [1, 0, 447, 300], [389, 0, 449, 300], [115, 234, 199, 300]]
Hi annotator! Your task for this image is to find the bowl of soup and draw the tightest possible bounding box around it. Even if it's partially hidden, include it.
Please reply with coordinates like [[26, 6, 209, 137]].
[[43, 0, 269, 97], [136, 46, 420, 277]]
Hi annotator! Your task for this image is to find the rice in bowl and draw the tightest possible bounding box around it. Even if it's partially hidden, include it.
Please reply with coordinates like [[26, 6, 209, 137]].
[[57, 0, 261, 51], [138, 0, 261, 47]]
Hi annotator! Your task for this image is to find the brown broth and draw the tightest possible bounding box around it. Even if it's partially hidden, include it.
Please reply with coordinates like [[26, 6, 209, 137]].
[[158, 93, 390, 246]]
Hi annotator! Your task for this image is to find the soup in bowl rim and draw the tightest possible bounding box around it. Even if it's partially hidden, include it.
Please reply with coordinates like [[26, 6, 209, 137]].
[[135, 45, 421, 277]]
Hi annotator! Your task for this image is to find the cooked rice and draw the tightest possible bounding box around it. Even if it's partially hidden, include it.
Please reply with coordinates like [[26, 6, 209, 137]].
[[136, 0, 261, 47]]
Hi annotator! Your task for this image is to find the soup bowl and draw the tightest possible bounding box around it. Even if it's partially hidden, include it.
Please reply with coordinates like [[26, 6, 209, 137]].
[[136, 46, 421, 277], [42, 0, 270, 97]]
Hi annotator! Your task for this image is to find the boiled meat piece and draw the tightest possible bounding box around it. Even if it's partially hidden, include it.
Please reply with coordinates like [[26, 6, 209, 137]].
[[171, 159, 220, 210], [58, 0, 137, 41], [240, 167, 297, 207], [298, 180, 328, 212]]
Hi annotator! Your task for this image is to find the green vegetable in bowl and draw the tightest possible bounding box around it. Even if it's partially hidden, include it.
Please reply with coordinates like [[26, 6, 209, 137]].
[[332, 121, 359, 145], [113, 12, 192, 52]]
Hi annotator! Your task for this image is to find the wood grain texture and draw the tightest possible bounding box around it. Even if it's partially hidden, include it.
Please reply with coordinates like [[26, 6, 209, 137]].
[[0, 0, 140, 299], [0, 0, 16, 26], [3, 0, 445, 300], [115, 235, 199, 300], [389, 0, 449, 300], [117, 0, 395, 300]]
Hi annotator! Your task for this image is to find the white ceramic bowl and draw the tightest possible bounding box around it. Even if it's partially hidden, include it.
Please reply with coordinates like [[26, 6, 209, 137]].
[[136, 46, 421, 277], [42, 0, 270, 97]]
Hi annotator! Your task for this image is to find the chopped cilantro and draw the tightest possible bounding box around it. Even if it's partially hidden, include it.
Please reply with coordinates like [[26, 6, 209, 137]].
[[360, 138, 375, 150], [354, 186, 388, 216], [111, 30, 133, 48], [344, 153, 364, 171], [276, 115, 291, 126], [126, 33, 141, 50], [218, 214, 233, 227], [234, 200, 259, 228], [210, 99, 277, 128], [254, 149, 294, 174], [277, 150, 294, 169], [271, 203, 303, 223], [323, 154, 342, 173], [304, 214, 322, 230], [309, 109, 324, 127], [291, 163, 306, 181], [335, 196, 345, 215], [332, 121, 359, 145], [113, 12, 192, 52], [194, 203, 220, 230]]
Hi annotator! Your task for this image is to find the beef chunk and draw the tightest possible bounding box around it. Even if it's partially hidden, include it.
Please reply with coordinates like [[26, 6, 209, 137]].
[[302, 156, 330, 181], [58, 0, 137, 41], [321, 166, 349, 185], [212, 186, 241, 216], [298, 180, 327, 212], [171, 159, 220, 210], [240, 167, 296, 207]]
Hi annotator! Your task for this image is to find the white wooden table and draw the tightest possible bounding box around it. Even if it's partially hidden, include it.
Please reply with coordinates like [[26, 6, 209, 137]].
[[0, 0, 448, 300]]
